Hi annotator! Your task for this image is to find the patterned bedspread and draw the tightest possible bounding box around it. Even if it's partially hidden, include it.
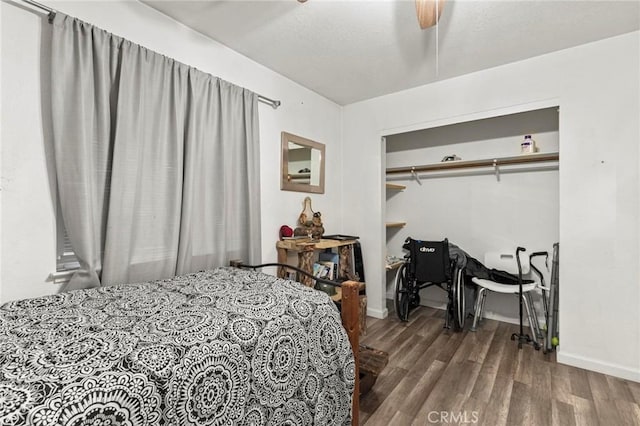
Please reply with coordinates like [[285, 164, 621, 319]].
[[0, 267, 354, 425]]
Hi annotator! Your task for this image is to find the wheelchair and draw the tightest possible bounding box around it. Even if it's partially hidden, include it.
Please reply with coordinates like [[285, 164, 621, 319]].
[[393, 237, 466, 330]]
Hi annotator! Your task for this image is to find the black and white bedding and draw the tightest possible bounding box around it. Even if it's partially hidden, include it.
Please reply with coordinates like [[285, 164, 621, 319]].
[[0, 267, 354, 425]]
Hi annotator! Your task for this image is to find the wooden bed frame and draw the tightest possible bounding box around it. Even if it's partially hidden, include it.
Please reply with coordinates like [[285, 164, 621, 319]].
[[231, 261, 361, 425]]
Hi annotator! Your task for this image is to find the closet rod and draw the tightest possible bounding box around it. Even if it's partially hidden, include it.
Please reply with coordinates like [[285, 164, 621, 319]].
[[386, 152, 559, 175], [18, 0, 282, 110]]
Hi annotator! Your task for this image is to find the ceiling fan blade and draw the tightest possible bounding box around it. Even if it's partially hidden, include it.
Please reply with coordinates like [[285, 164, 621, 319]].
[[415, 0, 445, 29]]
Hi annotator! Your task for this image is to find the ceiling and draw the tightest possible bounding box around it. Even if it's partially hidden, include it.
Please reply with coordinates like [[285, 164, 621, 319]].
[[143, 0, 640, 105]]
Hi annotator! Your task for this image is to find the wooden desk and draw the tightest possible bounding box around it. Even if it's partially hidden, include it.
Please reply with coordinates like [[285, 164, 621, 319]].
[[276, 238, 360, 287], [276, 238, 367, 334]]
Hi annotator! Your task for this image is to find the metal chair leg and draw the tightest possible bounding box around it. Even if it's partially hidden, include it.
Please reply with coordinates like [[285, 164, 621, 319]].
[[470, 290, 482, 332], [522, 293, 540, 347], [479, 290, 487, 321], [471, 287, 486, 331], [526, 292, 543, 340]]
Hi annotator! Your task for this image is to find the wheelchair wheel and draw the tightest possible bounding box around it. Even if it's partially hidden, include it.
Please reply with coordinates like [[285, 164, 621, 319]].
[[449, 266, 466, 330], [394, 263, 410, 322]]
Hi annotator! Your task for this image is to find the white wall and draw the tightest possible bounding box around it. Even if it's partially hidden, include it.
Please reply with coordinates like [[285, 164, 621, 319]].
[[342, 32, 640, 382], [0, 0, 343, 303], [385, 108, 559, 323]]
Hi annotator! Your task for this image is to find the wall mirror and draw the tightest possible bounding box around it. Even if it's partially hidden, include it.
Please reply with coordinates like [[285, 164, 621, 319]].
[[281, 131, 325, 194]]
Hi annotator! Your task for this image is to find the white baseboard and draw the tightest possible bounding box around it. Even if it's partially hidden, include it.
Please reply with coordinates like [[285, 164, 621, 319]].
[[419, 298, 523, 323], [420, 298, 546, 327], [478, 311, 528, 326], [421, 299, 448, 311], [366, 306, 388, 319], [557, 351, 640, 383]]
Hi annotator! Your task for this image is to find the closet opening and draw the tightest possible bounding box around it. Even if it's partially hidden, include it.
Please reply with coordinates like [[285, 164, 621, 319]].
[[383, 106, 559, 326]]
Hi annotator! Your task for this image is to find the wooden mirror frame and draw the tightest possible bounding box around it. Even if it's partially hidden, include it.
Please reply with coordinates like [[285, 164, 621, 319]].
[[281, 132, 325, 194]]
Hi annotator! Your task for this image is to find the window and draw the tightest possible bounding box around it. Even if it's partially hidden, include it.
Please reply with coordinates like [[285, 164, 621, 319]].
[[57, 226, 79, 272], [53, 203, 79, 284]]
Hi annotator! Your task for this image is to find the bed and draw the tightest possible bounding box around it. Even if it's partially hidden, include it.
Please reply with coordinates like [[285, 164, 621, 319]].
[[0, 266, 360, 425]]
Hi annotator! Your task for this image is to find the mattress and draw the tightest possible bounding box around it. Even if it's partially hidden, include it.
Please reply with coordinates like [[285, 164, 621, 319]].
[[0, 267, 354, 425]]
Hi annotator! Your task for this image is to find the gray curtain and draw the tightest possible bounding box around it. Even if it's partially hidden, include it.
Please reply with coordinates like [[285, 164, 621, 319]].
[[51, 14, 261, 290]]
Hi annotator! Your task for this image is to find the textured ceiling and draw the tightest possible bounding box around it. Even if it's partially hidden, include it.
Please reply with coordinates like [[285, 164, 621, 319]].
[[143, 0, 640, 105]]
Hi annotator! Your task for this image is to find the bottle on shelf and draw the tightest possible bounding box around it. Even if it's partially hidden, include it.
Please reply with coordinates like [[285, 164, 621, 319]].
[[521, 135, 537, 154]]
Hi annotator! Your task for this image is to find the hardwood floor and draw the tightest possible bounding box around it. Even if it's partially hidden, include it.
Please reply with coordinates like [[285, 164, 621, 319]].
[[359, 304, 640, 426]]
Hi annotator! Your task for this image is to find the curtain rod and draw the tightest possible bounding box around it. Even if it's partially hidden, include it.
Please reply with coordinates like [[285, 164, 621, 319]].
[[21, 0, 55, 16], [18, 0, 281, 110], [257, 95, 281, 109]]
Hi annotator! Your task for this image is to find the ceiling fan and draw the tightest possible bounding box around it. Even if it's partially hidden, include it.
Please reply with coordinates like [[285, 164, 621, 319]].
[[297, 0, 445, 30], [415, 0, 445, 29]]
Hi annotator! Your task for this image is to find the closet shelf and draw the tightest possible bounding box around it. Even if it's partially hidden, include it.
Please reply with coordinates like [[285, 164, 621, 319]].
[[386, 260, 405, 271], [385, 222, 406, 228], [386, 151, 559, 175], [385, 183, 406, 190]]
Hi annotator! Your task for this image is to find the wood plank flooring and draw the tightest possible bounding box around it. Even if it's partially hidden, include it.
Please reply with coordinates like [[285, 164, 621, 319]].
[[359, 305, 640, 426]]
